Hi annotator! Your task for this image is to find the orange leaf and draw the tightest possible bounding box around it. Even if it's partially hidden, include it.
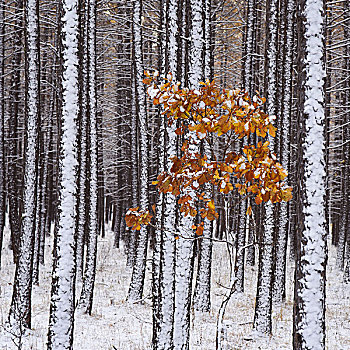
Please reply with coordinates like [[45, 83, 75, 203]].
[[196, 225, 204, 236], [246, 205, 252, 216], [208, 199, 215, 211]]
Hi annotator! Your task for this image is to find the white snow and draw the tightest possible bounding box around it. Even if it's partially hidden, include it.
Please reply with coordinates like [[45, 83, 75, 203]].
[[296, 1, 327, 349], [0, 226, 349, 349]]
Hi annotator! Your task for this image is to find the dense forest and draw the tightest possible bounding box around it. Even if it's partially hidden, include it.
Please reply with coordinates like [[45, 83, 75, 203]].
[[0, 0, 349, 349]]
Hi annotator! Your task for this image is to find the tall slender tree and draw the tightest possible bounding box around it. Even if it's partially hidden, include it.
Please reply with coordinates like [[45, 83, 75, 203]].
[[128, 0, 150, 302], [154, 0, 179, 347], [76, 0, 89, 282], [273, 0, 295, 304], [0, 0, 5, 267], [79, 0, 98, 315], [174, 0, 204, 348], [193, 0, 215, 311], [8, 0, 24, 264], [293, 0, 327, 348], [8, 0, 40, 328], [47, 0, 80, 346], [253, 0, 279, 334]]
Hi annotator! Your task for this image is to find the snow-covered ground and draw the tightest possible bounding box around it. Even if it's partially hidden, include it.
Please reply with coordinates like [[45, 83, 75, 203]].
[[0, 225, 349, 349]]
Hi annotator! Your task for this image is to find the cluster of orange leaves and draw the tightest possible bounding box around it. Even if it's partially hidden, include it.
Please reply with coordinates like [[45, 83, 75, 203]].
[[125, 71, 292, 234]]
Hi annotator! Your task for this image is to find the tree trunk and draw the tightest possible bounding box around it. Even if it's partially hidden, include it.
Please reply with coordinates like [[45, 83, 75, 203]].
[[293, 0, 327, 348], [8, 0, 40, 328], [128, 0, 149, 302], [272, 0, 295, 304], [253, 0, 279, 334], [0, 0, 5, 268], [47, 0, 80, 346], [79, 0, 98, 315]]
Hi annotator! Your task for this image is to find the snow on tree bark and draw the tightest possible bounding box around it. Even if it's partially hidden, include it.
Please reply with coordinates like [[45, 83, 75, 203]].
[[342, 0, 350, 283], [193, 0, 214, 312], [152, 0, 166, 344], [127, 74, 138, 268], [155, 0, 179, 347], [8, 0, 23, 264], [0, 0, 5, 267], [253, 0, 278, 334], [8, 0, 40, 328], [78, 0, 98, 315], [76, 1, 89, 282], [243, 0, 256, 94], [128, 0, 149, 302], [47, 0, 80, 346], [174, 0, 203, 348], [235, 195, 246, 293], [273, 0, 295, 304], [293, 0, 327, 348]]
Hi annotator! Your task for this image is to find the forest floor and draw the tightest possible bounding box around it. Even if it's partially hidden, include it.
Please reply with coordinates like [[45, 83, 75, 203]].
[[0, 223, 350, 350]]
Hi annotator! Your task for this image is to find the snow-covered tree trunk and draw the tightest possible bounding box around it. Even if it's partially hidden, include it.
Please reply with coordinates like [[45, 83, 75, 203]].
[[342, 0, 350, 283], [154, 0, 179, 347], [8, 0, 24, 264], [236, 0, 254, 288], [152, 1, 166, 344], [272, 0, 295, 304], [0, 0, 5, 267], [335, 0, 350, 272], [76, 0, 89, 282], [243, 0, 257, 268], [79, 0, 98, 315], [32, 127, 44, 285], [47, 0, 80, 346], [8, 0, 40, 328], [235, 195, 247, 293], [242, 0, 256, 94], [126, 74, 138, 267], [293, 0, 327, 348], [174, 0, 204, 348], [128, 0, 149, 302], [193, 0, 214, 312], [253, 0, 278, 334], [38, 130, 49, 266]]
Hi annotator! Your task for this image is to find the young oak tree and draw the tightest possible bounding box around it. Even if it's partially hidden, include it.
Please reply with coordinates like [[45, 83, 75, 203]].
[[126, 71, 292, 343], [127, 72, 291, 224]]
